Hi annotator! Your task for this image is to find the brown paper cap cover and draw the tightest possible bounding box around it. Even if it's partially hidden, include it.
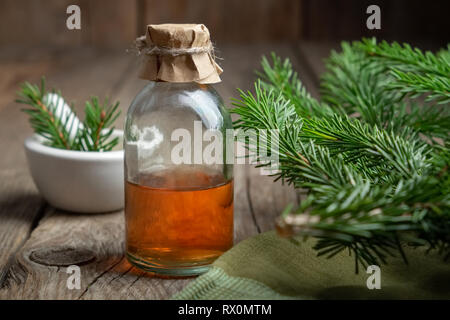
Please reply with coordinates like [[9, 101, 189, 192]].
[[137, 24, 222, 84]]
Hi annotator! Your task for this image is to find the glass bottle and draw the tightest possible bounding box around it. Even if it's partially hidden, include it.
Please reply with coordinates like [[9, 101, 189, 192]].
[[124, 25, 233, 276]]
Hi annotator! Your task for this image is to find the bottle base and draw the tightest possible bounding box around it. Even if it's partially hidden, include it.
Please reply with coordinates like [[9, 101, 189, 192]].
[[126, 252, 212, 277]]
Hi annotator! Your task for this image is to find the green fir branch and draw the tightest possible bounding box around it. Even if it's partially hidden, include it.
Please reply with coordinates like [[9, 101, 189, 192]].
[[360, 38, 450, 104], [17, 78, 74, 150], [17, 77, 121, 152], [259, 53, 335, 118], [232, 40, 450, 270], [389, 69, 450, 104], [79, 97, 121, 152]]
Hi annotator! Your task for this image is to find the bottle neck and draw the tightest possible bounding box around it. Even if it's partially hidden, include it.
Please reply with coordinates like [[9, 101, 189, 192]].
[[148, 81, 211, 91]]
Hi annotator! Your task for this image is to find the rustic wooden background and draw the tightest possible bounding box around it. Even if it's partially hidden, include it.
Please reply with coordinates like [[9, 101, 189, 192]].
[[0, 0, 448, 300], [0, 42, 325, 299], [0, 0, 448, 48]]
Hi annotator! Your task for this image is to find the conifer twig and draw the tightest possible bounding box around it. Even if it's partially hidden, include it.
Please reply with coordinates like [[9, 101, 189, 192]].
[[16, 77, 121, 152], [232, 39, 450, 270]]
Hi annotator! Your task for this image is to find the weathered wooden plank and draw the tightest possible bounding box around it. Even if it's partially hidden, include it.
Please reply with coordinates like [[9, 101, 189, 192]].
[[245, 43, 339, 232], [0, 44, 264, 299], [141, 0, 301, 44], [0, 0, 85, 47], [0, 0, 137, 48], [0, 47, 94, 111], [0, 55, 51, 110], [1, 44, 306, 299], [296, 41, 340, 85], [75, 45, 261, 297], [87, 0, 138, 48], [0, 0, 301, 47], [300, 0, 449, 48], [1, 209, 122, 298], [0, 50, 134, 170], [0, 48, 121, 289], [247, 168, 299, 233], [0, 172, 45, 289], [246, 41, 334, 226], [65, 168, 253, 299], [223, 44, 317, 232], [1, 207, 191, 299], [44, 50, 135, 115], [104, 57, 147, 129], [78, 49, 260, 297], [0, 49, 133, 298]]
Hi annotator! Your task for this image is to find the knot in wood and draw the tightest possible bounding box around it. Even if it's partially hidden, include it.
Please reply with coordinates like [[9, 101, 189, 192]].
[[29, 247, 95, 266]]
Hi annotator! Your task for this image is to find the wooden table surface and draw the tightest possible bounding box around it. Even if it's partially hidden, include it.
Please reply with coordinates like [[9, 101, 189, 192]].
[[0, 42, 336, 299]]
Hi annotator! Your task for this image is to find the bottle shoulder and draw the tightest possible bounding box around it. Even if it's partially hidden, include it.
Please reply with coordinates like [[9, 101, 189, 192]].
[[127, 82, 231, 129], [130, 82, 223, 108]]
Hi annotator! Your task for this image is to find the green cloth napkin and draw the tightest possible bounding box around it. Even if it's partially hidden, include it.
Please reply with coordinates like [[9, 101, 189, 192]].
[[173, 231, 450, 300]]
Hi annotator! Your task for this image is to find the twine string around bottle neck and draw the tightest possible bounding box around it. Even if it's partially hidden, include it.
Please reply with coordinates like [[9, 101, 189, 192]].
[[132, 35, 215, 57]]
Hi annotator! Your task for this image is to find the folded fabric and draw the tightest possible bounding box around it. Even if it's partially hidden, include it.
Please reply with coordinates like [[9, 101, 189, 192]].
[[173, 231, 450, 300]]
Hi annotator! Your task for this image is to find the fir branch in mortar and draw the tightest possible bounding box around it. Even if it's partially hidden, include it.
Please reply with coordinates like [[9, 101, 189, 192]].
[[17, 78, 73, 150], [232, 38, 450, 271], [79, 97, 121, 152], [16, 77, 121, 152]]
